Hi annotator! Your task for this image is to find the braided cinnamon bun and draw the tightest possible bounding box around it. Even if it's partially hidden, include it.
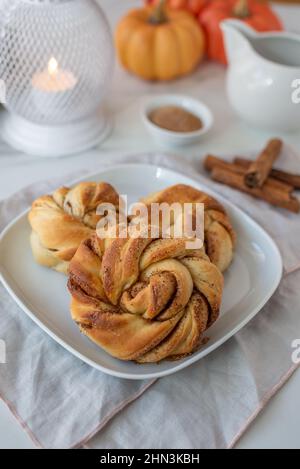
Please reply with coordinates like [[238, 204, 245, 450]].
[[28, 182, 120, 274], [140, 184, 236, 272], [68, 227, 224, 363]]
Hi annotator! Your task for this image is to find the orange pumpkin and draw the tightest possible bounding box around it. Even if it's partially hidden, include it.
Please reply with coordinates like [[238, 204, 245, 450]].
[[200, 0, 283, 65], [115, 0, 206, 81]]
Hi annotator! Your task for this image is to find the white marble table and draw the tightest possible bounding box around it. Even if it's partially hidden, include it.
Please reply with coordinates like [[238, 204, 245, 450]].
[[0, 0, 300, 449]]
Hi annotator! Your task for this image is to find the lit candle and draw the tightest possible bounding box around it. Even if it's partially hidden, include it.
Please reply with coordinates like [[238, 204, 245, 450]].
[[32, 57, 77, 117], [32, 57, 77, 92]]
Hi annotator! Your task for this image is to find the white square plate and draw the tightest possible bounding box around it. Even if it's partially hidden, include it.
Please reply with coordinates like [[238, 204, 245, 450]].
[[0, 164, 283, 380]]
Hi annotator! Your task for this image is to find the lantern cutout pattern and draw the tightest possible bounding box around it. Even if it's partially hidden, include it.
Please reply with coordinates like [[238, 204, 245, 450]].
[[0, 0, 114, 157]]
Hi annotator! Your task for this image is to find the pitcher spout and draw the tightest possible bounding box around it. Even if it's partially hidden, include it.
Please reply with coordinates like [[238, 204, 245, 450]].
[[221, 19, 256, 64]]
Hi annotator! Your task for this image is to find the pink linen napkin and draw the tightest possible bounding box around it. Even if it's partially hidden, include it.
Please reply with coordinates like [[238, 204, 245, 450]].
[[88, 269, 300, 449], [0, 177, 155, 449], [85, 148, 300, 449], [1, 147, 300, 449]]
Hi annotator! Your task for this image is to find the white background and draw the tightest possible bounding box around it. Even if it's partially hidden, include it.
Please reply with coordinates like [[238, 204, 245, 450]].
[[0, 0, 300, 449]]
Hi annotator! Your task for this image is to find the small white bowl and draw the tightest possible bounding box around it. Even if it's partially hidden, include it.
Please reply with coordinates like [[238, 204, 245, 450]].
[[142, 94, 213, 147]]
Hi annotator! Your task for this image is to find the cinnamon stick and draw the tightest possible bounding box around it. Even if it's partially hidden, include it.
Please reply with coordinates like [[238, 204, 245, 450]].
[[204, 155, 294, 194], [204, 154, 243, 172], [211, 166, 300, 213], [244, 139, 283, 188], [234, 157, 300, 190]]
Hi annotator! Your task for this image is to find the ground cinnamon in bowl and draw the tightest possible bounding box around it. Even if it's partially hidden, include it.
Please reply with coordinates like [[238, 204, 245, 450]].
[[149, 106, 203, 133]]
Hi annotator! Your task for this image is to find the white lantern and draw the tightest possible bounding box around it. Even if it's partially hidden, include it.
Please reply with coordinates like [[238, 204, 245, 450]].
[[0, 0, 114, 157]]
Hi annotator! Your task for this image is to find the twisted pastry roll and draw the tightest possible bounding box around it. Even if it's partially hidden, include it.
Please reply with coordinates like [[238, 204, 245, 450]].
[[140, 184, 236, 272], [28, 182, 120, 274], [68, 229, 224, 363]]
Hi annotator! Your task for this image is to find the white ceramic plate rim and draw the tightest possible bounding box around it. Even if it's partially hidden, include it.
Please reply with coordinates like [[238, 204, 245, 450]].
[[0, 164, 283, 380]]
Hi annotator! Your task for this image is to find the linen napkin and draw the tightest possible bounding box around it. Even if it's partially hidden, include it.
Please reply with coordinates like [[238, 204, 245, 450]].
[[84, 148, 300, 450], [0, 176, 155, 449], [88, 269, 300, 449], [1, 147, 300, 449]]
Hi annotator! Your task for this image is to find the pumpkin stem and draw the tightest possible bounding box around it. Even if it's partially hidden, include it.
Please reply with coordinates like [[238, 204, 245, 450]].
[[233, 0, 251, 19], [149, 0, 168, 25]]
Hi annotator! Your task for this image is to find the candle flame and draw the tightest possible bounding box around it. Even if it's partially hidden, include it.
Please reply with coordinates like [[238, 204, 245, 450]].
[[48, 57, 58, 77]]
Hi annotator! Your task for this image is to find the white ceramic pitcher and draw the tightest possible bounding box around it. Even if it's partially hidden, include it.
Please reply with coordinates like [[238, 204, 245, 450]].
[[221, 19, 300, 132]]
